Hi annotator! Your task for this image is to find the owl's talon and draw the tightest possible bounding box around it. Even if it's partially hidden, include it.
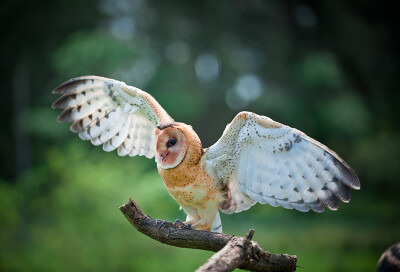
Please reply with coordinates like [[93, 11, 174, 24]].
[[184, 223, 192, 229], [174, 219, 185, 228], [155, 219, 166, 230]]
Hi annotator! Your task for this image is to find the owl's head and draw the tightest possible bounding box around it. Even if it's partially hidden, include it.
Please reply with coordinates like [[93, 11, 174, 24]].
[[155, 122, 189, 169]]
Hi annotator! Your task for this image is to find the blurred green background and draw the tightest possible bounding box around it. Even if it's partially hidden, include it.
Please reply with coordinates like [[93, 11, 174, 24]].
[[1, 0, 399, 271]]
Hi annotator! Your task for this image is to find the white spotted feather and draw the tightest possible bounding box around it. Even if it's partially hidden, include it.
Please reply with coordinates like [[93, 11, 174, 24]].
[[205, 111, 360, 214], [52, 76, 173, 159]]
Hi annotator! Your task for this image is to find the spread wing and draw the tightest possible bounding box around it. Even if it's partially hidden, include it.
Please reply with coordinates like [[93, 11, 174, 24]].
[[204, 111, 360, 214], [52, 76, 173, 158]]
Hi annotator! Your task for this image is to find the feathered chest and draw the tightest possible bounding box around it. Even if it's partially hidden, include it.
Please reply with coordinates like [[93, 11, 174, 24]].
[[157, 158, 221, 207], [158, 163, 199, 188]]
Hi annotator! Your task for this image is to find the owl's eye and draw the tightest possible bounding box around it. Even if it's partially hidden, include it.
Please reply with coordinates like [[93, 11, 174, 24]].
[[167, 139, 177, 147]]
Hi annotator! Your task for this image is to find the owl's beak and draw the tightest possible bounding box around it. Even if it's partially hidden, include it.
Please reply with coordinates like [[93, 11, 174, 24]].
[[159, 151, 169, 164], [156, 122, 176, 130]]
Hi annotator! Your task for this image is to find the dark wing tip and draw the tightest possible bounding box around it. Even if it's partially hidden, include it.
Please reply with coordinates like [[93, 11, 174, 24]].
[[52, 77, 85, 95], [52, 94, 71, 109], [57, 108, 74, 123], [324, 194, 340, 211], [52, 75, 108, 95], [70, 120, 85, 133], [328, 153, 361, 190], [307, 200, 326, 213], [302, 135, 361, 190], [331, 180, 352, 203]]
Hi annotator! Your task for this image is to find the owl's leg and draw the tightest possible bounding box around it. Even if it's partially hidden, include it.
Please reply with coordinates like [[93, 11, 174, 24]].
[[191, 201, 219, 231], [181, 206, 201, 227]]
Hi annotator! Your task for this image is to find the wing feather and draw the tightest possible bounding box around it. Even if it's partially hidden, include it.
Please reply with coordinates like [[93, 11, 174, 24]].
[[52, 76, 173, 158], [205, 111, 360, 214]]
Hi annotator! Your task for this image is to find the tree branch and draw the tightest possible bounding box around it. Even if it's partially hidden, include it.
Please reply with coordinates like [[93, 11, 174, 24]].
[[195, 229, 255, 272], [119, 198, 297, 272]]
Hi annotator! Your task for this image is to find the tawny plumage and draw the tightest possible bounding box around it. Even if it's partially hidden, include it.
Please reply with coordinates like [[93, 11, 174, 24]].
[[52, 76, 361, 233]]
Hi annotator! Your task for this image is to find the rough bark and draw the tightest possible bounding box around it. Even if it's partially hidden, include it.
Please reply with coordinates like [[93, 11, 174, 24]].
[[119, 198, 297, 272], [196, 230, 254, 272]]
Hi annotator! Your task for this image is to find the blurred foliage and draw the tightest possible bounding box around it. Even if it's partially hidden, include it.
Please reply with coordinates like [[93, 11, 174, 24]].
[[1, 0, 399, 271]]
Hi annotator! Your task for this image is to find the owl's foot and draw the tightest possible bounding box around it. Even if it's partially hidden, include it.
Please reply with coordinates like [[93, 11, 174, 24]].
[[173, 219, 192, 229], [173, 219, 185, 228], [155, 219, 166, 230]]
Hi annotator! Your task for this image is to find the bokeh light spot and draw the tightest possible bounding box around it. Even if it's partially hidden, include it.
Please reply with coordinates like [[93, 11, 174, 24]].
[[195, 53, 220, 82], [226, 88, 250, 110], [110, 17, 135, 40], [165, 40, 191, 65], [235, 74, 263, 102]]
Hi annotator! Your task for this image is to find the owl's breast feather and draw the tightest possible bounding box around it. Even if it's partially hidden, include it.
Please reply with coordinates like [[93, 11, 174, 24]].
[[158, 157, 222, 208]]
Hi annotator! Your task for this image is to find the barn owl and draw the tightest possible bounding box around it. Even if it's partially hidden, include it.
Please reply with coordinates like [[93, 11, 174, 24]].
[[52, 76, 360, 233]]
